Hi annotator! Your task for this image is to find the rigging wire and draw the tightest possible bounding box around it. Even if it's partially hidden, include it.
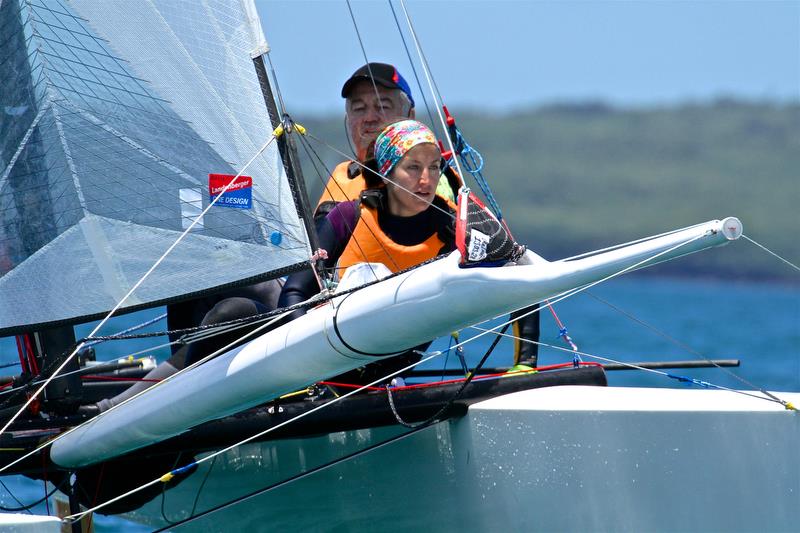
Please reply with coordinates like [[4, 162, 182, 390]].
[[583, 291, 780, 396], [264, 53, 288, 117], [743, 234, 800, 273], [468, 326, 785, 404], [0, 303, 294, 403], [345, 1, 401, 129], [58, 229, 747, 521], [431, 231, 794, 409], [386, 0, 438, 129], [0, 222, 754, 474], [263, 15, 418, 280], [0, 252, 451, 403], [0, 251, 453, 473], [560, 221, 714, 262], [395, 0, 468, 184]]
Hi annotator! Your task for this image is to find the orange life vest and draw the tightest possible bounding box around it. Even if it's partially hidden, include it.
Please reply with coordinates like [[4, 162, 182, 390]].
[[316, 161, 365, 208], [337, 195, 451, 276]]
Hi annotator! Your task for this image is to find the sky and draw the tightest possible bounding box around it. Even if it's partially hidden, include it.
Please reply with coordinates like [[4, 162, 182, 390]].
[[254, 0, 800, 116]]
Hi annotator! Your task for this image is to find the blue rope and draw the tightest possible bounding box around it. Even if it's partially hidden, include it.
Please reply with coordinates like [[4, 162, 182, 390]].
[[555, 327, 581, 366], [448, 124, 504, 221], [667, 374, 712, 388], [170, 462, 198, 476]]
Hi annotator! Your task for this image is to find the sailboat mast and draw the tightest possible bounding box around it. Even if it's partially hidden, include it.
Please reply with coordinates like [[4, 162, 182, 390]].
[[252, 55, 320, 255]]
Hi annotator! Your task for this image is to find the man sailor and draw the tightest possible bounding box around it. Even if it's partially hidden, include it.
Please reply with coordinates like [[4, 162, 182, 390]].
[[316, 62, 458, 220]]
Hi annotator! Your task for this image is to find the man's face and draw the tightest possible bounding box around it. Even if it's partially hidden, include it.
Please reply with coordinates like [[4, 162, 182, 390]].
[[346, 80, 413, 161]]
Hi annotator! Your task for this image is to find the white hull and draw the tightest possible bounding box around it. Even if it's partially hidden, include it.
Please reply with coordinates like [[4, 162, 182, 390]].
[[124, 386, 800, 532], [51, 218, 742, 467]]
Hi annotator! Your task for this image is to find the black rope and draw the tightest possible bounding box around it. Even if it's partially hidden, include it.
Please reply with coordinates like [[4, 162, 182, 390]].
[[189, 455, 217, 518], [0, 478, 33, 514], [0, 476, 67, 512], [331, 291, 408, 357], [159, 452, 185, 525], [386, 322, 510, 429]]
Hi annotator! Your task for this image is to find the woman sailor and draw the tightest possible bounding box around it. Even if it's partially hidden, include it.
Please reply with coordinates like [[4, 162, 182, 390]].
[[275, 119, 457, 384], [284, 118, 455, 296]]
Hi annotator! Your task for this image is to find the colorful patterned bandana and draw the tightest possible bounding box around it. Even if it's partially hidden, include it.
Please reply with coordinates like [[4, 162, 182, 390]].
[[375, 120, 437, 176]]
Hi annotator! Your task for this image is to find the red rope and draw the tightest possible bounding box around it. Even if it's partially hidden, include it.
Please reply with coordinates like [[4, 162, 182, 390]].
[[545, 300, 567, 329], [23, 334, 39, 375], [88, 461, 106, 531], [14, 336, 29, 374], [543, 300, 579, 351], [318, 381, 384, 392]]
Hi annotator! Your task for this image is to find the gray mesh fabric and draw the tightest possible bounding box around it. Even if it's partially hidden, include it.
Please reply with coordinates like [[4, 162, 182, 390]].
[[0, 0, 309, 333]]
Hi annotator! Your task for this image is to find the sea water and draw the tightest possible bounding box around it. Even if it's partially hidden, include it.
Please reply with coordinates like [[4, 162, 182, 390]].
[[0, 276, 797, 531]]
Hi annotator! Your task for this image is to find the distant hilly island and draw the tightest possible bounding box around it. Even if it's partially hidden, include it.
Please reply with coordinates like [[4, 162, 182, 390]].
[[291, 100, 800, 282]]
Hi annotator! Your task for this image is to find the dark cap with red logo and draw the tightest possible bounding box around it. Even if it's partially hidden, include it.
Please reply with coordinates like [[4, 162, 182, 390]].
[[341, 62, 415, 108]]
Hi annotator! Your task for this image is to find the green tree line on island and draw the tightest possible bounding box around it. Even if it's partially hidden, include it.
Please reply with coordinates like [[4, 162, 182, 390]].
[[293, 100, 800, 282]]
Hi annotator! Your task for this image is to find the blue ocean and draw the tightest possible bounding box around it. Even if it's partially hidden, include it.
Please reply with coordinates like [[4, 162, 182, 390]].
[[0, 276, 797, 531]]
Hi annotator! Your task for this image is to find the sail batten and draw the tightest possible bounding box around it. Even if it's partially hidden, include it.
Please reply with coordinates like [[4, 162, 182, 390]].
[[0, 0, 311, 334]]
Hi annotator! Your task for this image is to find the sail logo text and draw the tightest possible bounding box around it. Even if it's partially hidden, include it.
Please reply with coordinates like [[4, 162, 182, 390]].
[[209, 174, 252, 209]]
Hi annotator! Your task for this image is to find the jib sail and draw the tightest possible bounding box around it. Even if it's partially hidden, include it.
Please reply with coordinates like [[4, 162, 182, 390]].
[[0, 0, 311, 334]]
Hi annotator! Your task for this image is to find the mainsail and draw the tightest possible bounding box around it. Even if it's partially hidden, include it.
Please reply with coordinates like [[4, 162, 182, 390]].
[[0, 0, 311, 335]]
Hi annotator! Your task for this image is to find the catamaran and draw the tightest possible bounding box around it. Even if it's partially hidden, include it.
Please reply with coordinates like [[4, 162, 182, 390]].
[[0, 0, 796, 531]]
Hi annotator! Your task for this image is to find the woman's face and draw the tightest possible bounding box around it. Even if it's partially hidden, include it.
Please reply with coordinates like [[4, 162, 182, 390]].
[[384, 143, 441, 217]]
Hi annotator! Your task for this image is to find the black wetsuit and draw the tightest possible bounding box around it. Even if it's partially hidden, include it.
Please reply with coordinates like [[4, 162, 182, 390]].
[[178, 280, 282, 367]]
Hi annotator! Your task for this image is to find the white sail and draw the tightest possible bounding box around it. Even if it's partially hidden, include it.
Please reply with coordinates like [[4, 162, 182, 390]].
[[0, 0, 310, 334]]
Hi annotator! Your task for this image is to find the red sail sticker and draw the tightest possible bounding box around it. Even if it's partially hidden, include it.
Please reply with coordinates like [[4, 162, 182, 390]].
[[208, 174, 252, 209]]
